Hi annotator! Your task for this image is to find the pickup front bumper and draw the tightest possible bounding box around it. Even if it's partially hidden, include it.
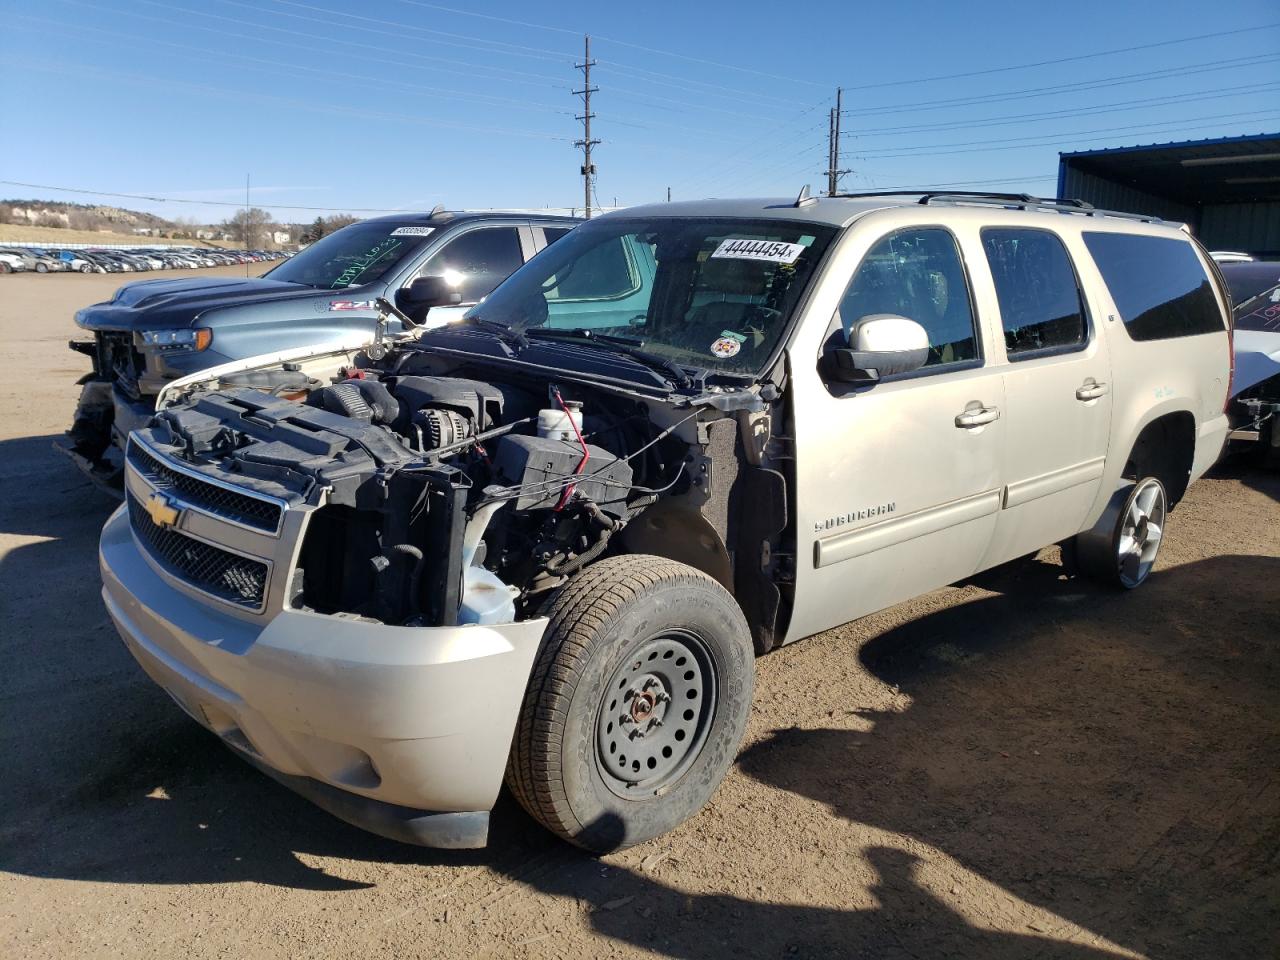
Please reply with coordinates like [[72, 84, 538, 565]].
[[100, 504, 548, 848]]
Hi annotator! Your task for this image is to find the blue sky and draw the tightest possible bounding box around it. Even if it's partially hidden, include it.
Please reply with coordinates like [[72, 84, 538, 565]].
[[2, 0, 1278, 223]]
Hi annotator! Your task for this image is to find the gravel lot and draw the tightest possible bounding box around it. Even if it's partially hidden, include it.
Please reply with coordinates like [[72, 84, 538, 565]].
[[2, 268, 1277, 959]]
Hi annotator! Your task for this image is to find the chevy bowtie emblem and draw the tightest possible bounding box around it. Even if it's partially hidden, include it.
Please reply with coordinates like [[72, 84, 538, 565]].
[[145, 492, 182, 529]]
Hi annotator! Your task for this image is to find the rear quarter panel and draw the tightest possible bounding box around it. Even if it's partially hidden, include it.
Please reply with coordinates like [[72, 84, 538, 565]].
[[1069, 223, 1231, 516]]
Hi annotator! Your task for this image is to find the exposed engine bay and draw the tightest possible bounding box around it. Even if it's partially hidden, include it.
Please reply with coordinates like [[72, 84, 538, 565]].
[[134, 341, 792, 649]]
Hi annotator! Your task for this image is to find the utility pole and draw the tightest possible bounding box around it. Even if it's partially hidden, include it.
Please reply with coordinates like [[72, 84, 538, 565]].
[[826, 108, 836, 196], [574, 35, 599, 219], [825, 87, 850, 196], [667, 186, 672, 202], [244, 172, 251, 275]]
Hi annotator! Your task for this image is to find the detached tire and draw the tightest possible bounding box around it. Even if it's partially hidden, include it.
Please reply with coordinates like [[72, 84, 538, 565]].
[[507, 554, 754, 853]]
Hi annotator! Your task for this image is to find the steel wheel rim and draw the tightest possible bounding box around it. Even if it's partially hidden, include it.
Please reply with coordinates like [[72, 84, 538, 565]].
[[1116, 478, 1166, 588], [596, 630, 717, 798]]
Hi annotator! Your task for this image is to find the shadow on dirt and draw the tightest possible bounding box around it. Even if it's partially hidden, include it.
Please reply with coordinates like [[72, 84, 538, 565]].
[[1206, 451, 1280, 501], [3, 431, 1277, 957], [735, 552, 1280, 960]]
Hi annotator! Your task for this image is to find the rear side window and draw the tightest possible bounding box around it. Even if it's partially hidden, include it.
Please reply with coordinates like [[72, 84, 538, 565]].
[[1082, 233, 1223, 340], [981, 228, 1086, 358]]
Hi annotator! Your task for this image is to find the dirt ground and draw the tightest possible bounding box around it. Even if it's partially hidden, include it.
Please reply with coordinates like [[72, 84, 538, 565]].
[[1, 268, 1277, 960]]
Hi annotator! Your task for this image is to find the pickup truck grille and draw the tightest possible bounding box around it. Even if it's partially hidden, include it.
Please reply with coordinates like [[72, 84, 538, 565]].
[[126, 491, 269, 610], [128, 443, 284, 534]]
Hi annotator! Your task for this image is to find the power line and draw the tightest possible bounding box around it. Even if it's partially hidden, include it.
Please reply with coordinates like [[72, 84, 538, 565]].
[[7, 55, 575, 141], [595, 60, 805, 108], [12, 14, 573, 116], [850, 113, 1280, 162], [848, 81, 1280, 137], [840, 52, 1280, 119], [73, 0, 569, 88], [264, 0, 573, 60], [838, 20, 1280, 91], [851, 108, 1280, 157], [388, 0, 824, 87], [0, 179, 413, 212]]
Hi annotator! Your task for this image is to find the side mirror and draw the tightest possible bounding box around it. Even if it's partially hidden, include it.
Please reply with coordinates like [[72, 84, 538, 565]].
[[401, 275, 464, 308], [826, 314, 929, 383]]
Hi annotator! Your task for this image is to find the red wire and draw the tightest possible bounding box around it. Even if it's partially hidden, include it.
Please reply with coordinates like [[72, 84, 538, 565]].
[[553, 387, 589, 511]]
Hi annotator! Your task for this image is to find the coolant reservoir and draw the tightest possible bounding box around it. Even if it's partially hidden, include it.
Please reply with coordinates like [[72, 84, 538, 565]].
[[537, 402, 584, 441], [459, 566, 520, 625]]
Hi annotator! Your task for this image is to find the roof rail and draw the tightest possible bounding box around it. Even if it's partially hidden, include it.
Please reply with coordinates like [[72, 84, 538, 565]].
[[831, 189, 1163, 223]]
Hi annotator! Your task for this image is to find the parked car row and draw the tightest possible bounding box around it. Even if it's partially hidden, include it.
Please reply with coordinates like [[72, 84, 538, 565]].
[[0, 245, 291, 275]]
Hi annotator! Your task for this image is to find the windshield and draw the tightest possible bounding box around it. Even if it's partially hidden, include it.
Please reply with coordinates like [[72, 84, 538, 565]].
[[264, 221, 434, 289], [1236, 280, 1280, 332], [466, 217, 837, 375]]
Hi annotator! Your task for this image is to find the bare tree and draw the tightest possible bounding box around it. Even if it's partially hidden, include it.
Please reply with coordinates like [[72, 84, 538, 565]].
[[223, 207, 275, 248], [324, 214, 359, 233]]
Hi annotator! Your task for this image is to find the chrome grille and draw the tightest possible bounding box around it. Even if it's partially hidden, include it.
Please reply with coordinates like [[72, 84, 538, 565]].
[[128, 442, 283, 534], [127, 492, 269, 610]]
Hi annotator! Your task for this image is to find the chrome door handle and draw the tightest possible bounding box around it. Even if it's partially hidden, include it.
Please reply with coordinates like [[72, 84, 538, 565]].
[[955, 405, 1001, 428], [1076, 380, 1109, 401]]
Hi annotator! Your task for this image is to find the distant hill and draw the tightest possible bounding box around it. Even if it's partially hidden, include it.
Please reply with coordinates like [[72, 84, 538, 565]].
[[0, 199, 306, 246]]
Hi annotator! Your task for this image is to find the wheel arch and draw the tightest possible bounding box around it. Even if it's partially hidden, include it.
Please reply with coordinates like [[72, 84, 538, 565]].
[[1122, 410, 1196, 508]]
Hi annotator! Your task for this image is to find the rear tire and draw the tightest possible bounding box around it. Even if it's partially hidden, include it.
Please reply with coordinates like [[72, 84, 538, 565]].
[[35, 262, 48, 273], [1074, 477, 1167, 589], [507, 554, 755, 853], [0, 262, 10, 275]]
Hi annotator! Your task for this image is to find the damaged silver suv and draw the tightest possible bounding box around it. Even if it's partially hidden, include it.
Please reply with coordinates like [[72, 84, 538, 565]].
[[99, 193, 1233, 852]]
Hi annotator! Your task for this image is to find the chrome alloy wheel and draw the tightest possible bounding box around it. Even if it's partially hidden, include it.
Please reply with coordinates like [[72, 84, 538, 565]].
[[1116, 477, 1166, 589]]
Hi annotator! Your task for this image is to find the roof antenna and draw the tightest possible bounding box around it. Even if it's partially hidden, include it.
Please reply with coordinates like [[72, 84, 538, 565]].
[[428, 203, 446, 218], [794, 184, 816, 208]]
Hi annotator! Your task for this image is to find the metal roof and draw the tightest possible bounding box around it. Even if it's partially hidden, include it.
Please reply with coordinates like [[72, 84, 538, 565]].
[[1059, 132, 1280, 206]]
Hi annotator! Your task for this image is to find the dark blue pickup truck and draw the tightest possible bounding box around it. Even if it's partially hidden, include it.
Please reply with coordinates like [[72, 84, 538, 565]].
[[61, 209, 580, 488]]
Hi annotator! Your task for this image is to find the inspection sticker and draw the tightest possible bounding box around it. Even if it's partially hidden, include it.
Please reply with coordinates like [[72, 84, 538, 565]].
[[709, 238, 805, 264], [329, 299, 376, 311], [710, 331, 744, 359], [389, 226, 435, 236]]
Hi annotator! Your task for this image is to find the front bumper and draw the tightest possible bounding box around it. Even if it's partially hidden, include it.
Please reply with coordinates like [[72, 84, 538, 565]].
[[100, 505, 548, 848]]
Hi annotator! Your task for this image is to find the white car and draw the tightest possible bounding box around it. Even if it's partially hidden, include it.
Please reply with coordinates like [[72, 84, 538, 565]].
[[98, 192, 1232, 852], [0, 252, 27, 274]]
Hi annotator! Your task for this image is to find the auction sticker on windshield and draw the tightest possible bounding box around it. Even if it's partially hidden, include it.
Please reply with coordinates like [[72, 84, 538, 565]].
[[710, 238, 805, 264], [390, 226, 435, 237]]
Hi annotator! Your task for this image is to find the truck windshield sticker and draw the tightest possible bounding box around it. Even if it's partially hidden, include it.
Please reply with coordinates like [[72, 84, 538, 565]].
[[710, 238, 806, 264], [710, 335, 742, 359], [390, 226, 435, 237]]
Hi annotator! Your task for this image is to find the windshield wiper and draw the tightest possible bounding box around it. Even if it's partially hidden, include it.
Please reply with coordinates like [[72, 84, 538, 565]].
[[522, 328, 694, 388], [464, 314, 529, 350], [524, 327, 646, 347]]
